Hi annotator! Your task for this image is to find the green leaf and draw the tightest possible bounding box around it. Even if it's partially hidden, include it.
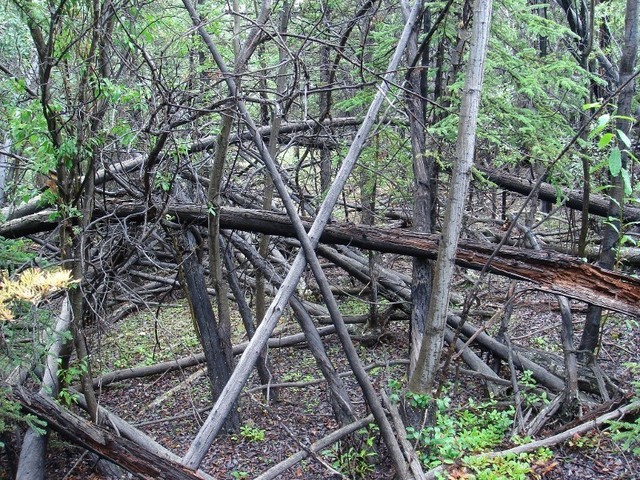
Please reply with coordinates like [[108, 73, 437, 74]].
[[609, 147, 622, 176], [583, 102, 601, 110], [597, 113, 611, 127], [598, 132, 614, 149], [588, 123, 607, 140], [617, 129, 632, 149], [622, 168, 632, 196], [613, 115, 636, 122]]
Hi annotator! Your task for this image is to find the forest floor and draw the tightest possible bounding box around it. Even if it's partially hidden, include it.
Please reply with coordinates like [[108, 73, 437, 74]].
[[3, 263, 640, 479]]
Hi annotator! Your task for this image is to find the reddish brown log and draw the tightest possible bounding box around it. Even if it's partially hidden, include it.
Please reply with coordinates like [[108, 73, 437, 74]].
[[9, 387, 206, 479], [2, 204, 639, 316]]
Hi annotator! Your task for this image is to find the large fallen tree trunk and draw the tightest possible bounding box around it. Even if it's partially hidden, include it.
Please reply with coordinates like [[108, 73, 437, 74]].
[[8, 386, 210, 479], [0, 156, 145, 222], [2, 204, 639, 316]]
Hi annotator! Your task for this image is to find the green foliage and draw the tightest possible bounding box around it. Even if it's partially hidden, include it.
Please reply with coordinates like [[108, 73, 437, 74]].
[[432, 0, 590, 193], [57, 358, 89, 406], [230, 471, 248, 479], [322, 423, 379, 478], [607, 363, 640, 456], [154, 171, 174, 193], [0, 387, 47, 447], [462, 449, 553, 480], [239, 423, 265, 442], [340, 297, 370, 316], [403, 394, 552, 478], [0, 237, 35, 272], [586, 106, 637, 196], [519, 369, 549, 408]]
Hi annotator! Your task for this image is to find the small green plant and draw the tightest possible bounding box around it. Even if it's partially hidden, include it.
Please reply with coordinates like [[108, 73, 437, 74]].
[[387, 378, 403, 403], [406, 395, 552, 478], [519, 370, 549, 408], [567, 431, 599, 450], [0, 237, 36, 272], [57, 358, 89, 406], [463, 449, 554, 480], [0, 386, 47, 447], [340, 297, 370, 316], [230, 470, 248, 479], [322, 423, 378, 478], [607, 363, 640, 456], [239, 423, 265, 442]]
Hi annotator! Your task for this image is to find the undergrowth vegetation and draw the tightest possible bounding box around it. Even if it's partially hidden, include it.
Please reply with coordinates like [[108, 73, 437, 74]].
[[606, 363, 640, 456], [92, 305, 201, 372], [0, 266, 71, 447], [390, 381, 553, 479]]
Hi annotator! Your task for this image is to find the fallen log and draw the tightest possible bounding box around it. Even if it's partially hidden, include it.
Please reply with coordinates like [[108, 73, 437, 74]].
[[8, 386, 210, 479], [217, 207, 640, 316], [2, 204, 639, 316], [477, 166, 640, 224]]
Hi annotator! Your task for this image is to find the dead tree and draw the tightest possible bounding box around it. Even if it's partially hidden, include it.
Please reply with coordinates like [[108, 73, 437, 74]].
[[176, 230, 238, 431]]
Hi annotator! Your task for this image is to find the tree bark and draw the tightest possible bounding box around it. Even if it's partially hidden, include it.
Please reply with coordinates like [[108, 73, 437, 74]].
[[177, 230, 238, 431], [409, 0, 490, 393], [402, 0, 435, 379], [9, 387, 210, 480], [579, 0, 639, 357]]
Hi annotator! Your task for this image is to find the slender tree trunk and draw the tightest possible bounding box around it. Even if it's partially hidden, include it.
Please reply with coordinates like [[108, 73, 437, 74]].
[[579, 0, 638, 358], [221, 238, 277, 402], [359, 136, 379, 330], [401, 0, 433, 377], [0, 136, 10, 207], [181, 1, 424, 472], [179, 230, 239, 431], [409, 0, 493, 394], [256, 0, 291, 336], [207, 0, 272, 373], [207, 112, 235, 370]]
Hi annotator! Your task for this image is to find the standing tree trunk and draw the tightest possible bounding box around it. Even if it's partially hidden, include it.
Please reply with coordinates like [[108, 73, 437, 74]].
[[179, 230, 239, 431], [359, 135, 380, 331], [207, 0, 272, 377], [0, 136, 10, 207], [579, 0, 638, 358], [408, 0, 493, 394], [401, 0, 433, 377], [256, 0, 291, 337]]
